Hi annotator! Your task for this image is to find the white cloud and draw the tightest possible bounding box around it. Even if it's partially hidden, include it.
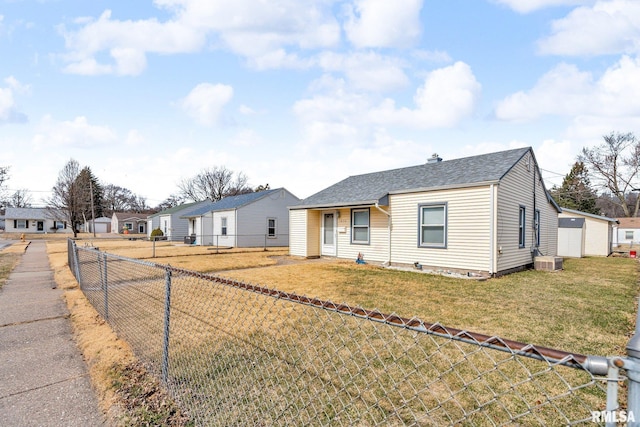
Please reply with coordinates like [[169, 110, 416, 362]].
[[32, 115, 117, 149], [344, 0, 423, 48], [495, 56, 640, 121], [537, 0, 640, 56], [492, 0, 593, 14], [369, 61, 481, 128], [178, 83, 233, 126], [317, 51, 409, 92], [0, 76, 29, 124], [60, 1, 342, 74]]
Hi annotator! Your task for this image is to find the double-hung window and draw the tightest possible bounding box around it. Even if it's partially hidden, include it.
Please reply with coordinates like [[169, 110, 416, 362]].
[[221, 217, 228, 236], [534, 209, 541, 247], [519, 206, 526, 248], [419, 203, 447, 248], [267, 218, 277, 238], [351, 208, 370, 244]]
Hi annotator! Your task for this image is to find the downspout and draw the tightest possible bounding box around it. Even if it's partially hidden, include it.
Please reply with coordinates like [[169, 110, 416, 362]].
[[489, 184, 495, 276], [374, 202, 391, 266]]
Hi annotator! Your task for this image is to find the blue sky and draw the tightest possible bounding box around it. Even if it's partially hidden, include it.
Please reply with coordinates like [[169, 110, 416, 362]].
[[1, 0, 640, 207]]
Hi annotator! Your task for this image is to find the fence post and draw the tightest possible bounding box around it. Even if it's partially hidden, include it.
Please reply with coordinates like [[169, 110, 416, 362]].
[[625, 305, 640, 426], [102, 252, 109, 321], [161, 267, 172, 385]]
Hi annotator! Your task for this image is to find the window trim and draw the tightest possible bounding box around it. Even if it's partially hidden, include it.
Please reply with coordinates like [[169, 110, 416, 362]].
[[267, 218, 277, 238], [221, 217, 228, 236], [534, 209, 541, 247], [418, 203, 447, 249], [626, 230, 634, 240], [519, 205, 526, 248], [351, 208, 370, 245]]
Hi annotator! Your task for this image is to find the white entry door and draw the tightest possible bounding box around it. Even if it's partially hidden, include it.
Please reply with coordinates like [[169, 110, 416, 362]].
[[321, 212, 337, 256]]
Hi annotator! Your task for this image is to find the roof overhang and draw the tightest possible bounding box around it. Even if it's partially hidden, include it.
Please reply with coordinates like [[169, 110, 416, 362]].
[[289, 195, 388, 210]]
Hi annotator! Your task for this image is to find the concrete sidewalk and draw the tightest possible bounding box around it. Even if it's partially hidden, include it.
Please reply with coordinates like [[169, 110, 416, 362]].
[[0, 240, 105, 427]]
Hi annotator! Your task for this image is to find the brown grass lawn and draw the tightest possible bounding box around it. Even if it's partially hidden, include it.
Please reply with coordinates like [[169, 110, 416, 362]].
[[3, 235, 637, 424], [44, 235, 639, 357]]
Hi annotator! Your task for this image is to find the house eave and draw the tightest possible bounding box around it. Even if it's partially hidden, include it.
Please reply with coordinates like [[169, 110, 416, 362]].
[[290, 199, 385, 210], [387, 180, 500, 196]]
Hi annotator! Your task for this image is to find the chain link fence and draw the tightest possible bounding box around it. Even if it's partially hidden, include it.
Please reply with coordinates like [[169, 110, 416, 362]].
[[67, 240, 638, 426]]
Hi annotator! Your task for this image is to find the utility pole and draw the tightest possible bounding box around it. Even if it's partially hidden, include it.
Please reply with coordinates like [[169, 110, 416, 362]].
[[89, 179, 96, 238]]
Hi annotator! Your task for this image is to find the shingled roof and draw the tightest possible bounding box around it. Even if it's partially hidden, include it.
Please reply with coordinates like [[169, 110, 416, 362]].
[[292, 147, 533, 209], [181, 189, 284, 218]]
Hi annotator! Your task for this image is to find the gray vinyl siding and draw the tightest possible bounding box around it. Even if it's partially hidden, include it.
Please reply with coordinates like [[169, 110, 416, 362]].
[[496, 153, 557, 273], [235, 189, 295, 247], [390, 186, 492, 272]]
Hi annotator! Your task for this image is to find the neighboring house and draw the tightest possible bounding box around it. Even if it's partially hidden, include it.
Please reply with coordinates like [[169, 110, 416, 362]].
[[614, 217, 640, 247], [146, 201, 209, 241], [83, 216, 112, 233], [3, 207, 72, 234], [289, 147, 560, 276], [557, 208, 617, 257], [112, 213, 148, 234], [181, 188, 300, 247]]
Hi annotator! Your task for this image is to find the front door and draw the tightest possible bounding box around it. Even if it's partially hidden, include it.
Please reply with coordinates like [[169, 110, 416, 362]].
[[37, 221, 44, 231], [321, 212, 337, 256]]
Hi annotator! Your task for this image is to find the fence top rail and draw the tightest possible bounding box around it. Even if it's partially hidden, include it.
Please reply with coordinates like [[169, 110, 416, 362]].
[[158, 263, 604, 374], [70, 240, 606, 375]]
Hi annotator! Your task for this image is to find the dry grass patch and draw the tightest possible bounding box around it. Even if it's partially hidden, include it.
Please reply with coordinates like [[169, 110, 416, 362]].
[[45, 240, 190, 426], [224, 256, 638, 357], [0, 241, 25, 289]]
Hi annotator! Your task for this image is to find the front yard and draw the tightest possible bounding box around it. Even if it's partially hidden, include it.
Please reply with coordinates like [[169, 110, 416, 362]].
[[44, 236, 639, 358]]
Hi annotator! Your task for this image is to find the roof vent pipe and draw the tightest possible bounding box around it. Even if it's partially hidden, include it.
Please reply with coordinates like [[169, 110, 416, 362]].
[[427, 153, 443, 164]]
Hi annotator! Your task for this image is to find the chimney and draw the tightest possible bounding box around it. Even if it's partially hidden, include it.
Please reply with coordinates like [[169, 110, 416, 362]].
[[427, 153, 442, 164]]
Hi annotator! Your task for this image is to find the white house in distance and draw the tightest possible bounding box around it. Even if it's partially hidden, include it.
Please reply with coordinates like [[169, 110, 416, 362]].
[[3, 207, 72, 234], [289, 147, 561, 277], [181, 188, 299, 247], [111, 213, 148, 234], [613, 217, 640, 247], [146, 201, 210, 241], [557, 208, 618, 258]]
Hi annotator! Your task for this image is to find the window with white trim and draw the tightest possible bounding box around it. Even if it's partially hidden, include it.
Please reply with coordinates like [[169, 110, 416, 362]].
[[519, 206, 526, 248], [419, 203, 447, 248], [15, 219, 27, 229], [534, 209, 541, 247], [221, 217, 227, 236], [626, 231, 634, 240], [351, 208, 370, 244], [267, 218, 276, 238]]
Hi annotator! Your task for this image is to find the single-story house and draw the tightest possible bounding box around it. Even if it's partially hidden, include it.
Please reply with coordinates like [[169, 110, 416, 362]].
[[181, 188, 300, 247], [289, 147, 560, 276], [112, 213, 148, 234], [3, 207, 72, 234], [146, 201, 210, 241], [83, 216, 112, 233], [557, 208, 617, 257], [613, 217, 640, 247]]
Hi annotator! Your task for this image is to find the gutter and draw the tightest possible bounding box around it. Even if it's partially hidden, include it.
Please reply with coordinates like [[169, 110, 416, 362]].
[[374, 202, 391, 266]]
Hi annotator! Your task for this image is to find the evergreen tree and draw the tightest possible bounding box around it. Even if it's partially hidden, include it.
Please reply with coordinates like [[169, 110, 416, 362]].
[[551, 162, 598, 214]]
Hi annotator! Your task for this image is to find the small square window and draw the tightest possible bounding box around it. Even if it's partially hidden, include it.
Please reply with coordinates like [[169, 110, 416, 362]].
[[419, 204, 446, 248]]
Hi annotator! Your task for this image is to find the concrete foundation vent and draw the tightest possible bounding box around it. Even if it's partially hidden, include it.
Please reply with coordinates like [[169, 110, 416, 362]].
[[534, 256, 563, 272]]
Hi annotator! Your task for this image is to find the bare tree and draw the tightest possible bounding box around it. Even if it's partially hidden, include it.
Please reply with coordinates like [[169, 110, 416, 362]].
[[102, 184, 149, 215], [178, 166, 253, 202], [47, 159, 82, 237], [8, 189, 33, 208], [579, 132, 640, 217], [0, 166, 10, 205]]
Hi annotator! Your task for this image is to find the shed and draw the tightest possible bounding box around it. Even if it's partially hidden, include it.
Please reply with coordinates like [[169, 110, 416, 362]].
[[557, 217, 585, 258]]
